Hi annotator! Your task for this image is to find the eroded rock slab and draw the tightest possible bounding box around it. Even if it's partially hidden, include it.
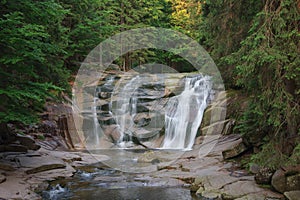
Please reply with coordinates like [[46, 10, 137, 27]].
[[222, 138, 247, 159], [18, 156, 66, 174]]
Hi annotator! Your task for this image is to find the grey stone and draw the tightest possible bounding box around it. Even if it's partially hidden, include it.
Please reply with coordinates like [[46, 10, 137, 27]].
[[201, 120, 229, 136], [17, 156, 66, 174], [271, 169, 287, 193], [284, 190, 300, 200], [222, 181, 265, 199], [222, 139, 247, 159]]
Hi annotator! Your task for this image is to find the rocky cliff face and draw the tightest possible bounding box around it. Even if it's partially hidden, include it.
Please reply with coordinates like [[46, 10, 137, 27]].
[[74, 70, 223, 150]]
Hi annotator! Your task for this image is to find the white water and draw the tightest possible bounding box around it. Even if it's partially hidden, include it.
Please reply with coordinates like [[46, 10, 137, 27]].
[[114, 76, 140, 144], [162, 75, 211, 149], [92, 97, 100, 145]]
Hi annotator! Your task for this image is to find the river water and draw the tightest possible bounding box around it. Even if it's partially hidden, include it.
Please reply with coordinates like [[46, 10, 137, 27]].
[[42, 166, 199, 200]]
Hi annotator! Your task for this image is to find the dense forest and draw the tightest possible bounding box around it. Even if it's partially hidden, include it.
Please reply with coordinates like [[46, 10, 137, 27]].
[[0, 0, 299, 170]]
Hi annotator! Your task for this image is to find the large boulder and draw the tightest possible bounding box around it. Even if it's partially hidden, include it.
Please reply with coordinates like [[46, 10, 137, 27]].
[[271, 166, 300, 193]]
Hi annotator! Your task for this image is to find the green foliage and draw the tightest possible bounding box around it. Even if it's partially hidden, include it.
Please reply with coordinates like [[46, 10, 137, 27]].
[[199, 0, 263, 85], [229, 0, 300, 140], [0, 0, 68, 124], [201, 0, 300, 169]]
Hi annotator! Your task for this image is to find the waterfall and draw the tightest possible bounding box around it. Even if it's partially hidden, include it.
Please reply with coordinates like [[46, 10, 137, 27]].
[[92, 97, 100, 145], [162, 75, 212, 150], [114, 76, 140, 144]]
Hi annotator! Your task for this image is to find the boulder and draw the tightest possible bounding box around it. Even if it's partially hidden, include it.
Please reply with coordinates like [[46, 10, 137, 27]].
[[271, 169, 287, 193], [284, 191, 300, 200], [271, 168, 300, 193], [16, 134, 40, 150], [254, 167, 274, 185], [222, 138, 247, 159]]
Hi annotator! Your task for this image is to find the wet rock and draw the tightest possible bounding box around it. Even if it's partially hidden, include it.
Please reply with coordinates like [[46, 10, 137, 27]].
[[102, 125, 121, 143], [98, 117, 116, 125], [18, 156, 66, 174], [136, 104, 149, 113], [222, 138, 247, 159], [284, 190, 300, 200], [0, 174, 6, 183], [255, 167, 274, 184]]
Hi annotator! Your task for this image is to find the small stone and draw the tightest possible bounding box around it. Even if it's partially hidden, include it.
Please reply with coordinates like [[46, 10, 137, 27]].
[[0, 174, 6, 183], [249, 164, 260, 174], [284, 190, 300, 200]]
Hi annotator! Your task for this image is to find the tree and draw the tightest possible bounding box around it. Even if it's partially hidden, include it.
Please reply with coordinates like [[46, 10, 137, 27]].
[[0, 0, 69, 124]]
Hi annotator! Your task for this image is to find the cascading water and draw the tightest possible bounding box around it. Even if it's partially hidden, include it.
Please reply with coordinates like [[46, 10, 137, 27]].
[[162, 75, 212, 150], [114, 76, 140, 144], [92, 97, 100, 146]]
